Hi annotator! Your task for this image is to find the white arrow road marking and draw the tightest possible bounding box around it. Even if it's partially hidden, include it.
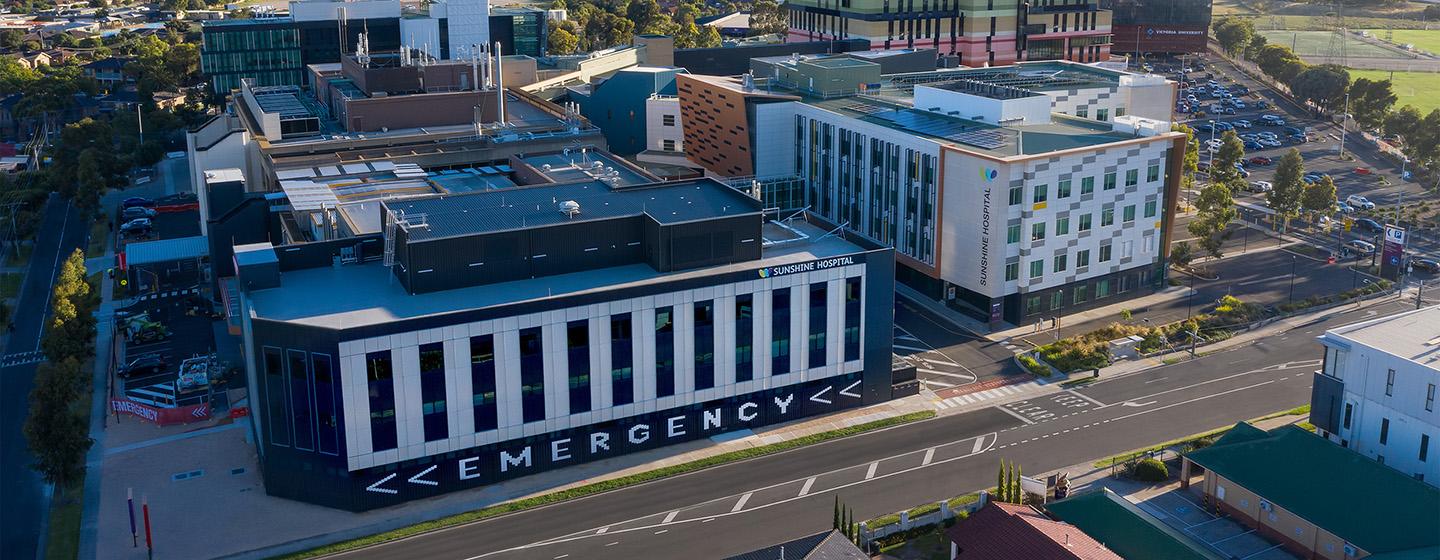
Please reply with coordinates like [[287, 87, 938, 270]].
[[365, 473, 398, 495], [810, 386, 833, 405], [408, 465, 440, 486], [839, 379, 862, 398]]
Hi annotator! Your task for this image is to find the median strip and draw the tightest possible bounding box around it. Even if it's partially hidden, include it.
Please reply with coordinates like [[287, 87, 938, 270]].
[[277, 410, 937, 559]]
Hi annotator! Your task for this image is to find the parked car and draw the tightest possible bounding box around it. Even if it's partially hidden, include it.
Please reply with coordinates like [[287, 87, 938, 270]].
[[1235, 166, 1251, 178], [1355, 217, 1384, 233], [1244, 141, 1264, 151], [1410, 258, 1440, 274], [122, 197, 155, 209], [1283, 126, 1306, 136], [119, 354, 170, 378], [1259, 114, 1285, 126], [1258, 137, 1281, 147], [1232, 119, 1251, 129], [1249, 181, 1273, 193], [1336, 202, 1356, 214], [1345, 194, 1376, 210], [122, 207, 157, 220], [1287, 133, 1308, 143], [1344, 239, 1377, 255], [1218, 107, 1237, 115], [1214, 121, 1234, 131], [1249, 156, 1273, 166], [120, 218, 152, 236], [1353, 167, 1371, 175], [1197, 161, 1212, 172]]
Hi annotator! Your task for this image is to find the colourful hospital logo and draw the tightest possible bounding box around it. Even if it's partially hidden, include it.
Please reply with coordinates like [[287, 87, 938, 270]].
[[758, 269, 771, 278], [979, 167, 999, 182]]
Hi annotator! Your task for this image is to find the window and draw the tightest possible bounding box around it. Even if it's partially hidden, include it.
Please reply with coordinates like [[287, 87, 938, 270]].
[[1007, 224, 1021, 244], [520, 328, 546, 423], [1116, 107, 1126, 117], [1005, 262, 1019, 282], [772, 289, 791, 375], [1033, 184, 1048, 204], [1032, 222, 1046, 241], [419, 342, 448, 442], [662, 114, 676, 126], [1050, 291, 1063, 310], [1009, 186, 1023, 206], [1386, 369, 1395, 396], [1099, 244, 1112, 262], [1096, 279, 1110, 298], [1125, 169, 1138, 187], [1076, 106, 1088, 118], [737, 295, 754, 382], [366, 351, 397, 451], [844, 278, 862, 362], [1030, 260, 1044, 279], [1428, 384, 1435, 412], [1123, 205, 1136, 222], [1026, 296, 1042, 315], [1056, 217, 1070, 236], [1054, 254, 1067, 273], [1422, 434, 1431, 462], [567, 321, 592, 413], [1147, 164, 1160, 182], [1103, 172, 1116, 190], [1097, 108, 1109, 121], [655, 307, 675, 397], [287, 350, 314, 451], [1058, 180, 1072, 198], [662, 139, 676, 151], [611, 316, 634, 405], [1343, 403, 1353, 429], [312, 354, 337, 455], [1145, 200, 1158, 218], [1078, 214, 1092, 231], [471, 335, 498, 431], [1077, 249, 1090, 268], [808, 283, 827, 369], [694, 301, 715, 390], [1380, 418, 1390, 445], [1101, 208, 1115, 227], [263, 348, 289, 447], [1073, 285, 1088, 303], [1122, 240, 1134, 259], [1081, 177, 1094, 195]]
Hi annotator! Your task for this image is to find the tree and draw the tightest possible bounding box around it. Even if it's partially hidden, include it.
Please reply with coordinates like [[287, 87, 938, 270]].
[[1170, 241, 1195, 269], [547, 24, 579, 55], [24, 358, 92, 490], [0, 29, 23, 49], [1384, 105, 1423, 141], [1012, 463, 1023, 505], [0, 58, 40, 94], [833, 495, 841, 530], [626, 0, 664, 34], [696, 24, 723, 48], [750, 0, 788, 35], [1302, 176, 1338, 221], [996, 462, 1007, 503], [1254, 44, 1307, 85], [1188, 182, 1238, 259], [1213, 17, 1255, 55], [1291, 65, 1350, 111], [1173, 124, 1200, 200], [1349, 78, 1397, 130], [1212, 130, 1247, 192], [1268, 148, 1305, 229]]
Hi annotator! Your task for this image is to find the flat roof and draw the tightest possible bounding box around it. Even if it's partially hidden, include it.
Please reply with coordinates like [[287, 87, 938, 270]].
[[247, 220, 871, 330], [124, 235, 209, 266], [1322, 306, 1440, 369], [1185, 423, 1440, 554], [383, 178, 761, 242], [517, 151, 654, 187], [1046, 490, 1223, 560]]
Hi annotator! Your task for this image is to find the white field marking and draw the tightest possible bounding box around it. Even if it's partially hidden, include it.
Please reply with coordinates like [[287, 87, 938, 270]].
[[1120, 401, 1157, 407], [701, 518, 714, 523], [994, 405, 1036, 425], [1241, 544, 1286, 560], [922, 448, 935, 465], [1065, 390, 1108, 408], [731, 493, 752, 513], [1211, 529, 1258, 546], [865, 462, 879, 480], [554, 554, 568, 559], [798, 477, 816, 497], [460, 432, 999, 559], [662, 511, 679, 524]]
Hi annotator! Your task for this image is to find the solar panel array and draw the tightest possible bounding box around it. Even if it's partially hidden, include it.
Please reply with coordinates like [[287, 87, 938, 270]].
[[871, 110, 1011, 150], [839, 102, 892, 115], [947, 129, 1010, 150]]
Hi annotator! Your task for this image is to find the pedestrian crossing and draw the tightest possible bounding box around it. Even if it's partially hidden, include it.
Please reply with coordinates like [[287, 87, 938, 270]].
[[134, 287, 200, 302], [934, 381, 1042, 410], [0, 350, 44, 368]]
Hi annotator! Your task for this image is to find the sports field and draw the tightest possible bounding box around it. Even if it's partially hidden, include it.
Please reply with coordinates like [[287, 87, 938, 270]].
[[1348, 69, 1440, 114], [1363, 28, 1440, 54], [1257, 30, 1411, 59]]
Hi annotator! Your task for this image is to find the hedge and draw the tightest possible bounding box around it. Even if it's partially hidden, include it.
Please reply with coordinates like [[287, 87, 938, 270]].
[[1131, 458, 1169, 482], [1017, 354, 1050, 376], [279, 410, 937, 559]]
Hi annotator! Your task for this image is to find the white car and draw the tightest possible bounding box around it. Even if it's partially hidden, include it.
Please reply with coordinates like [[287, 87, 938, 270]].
[[1336, 202, 1356, 214], [1345, 195, 1375, 210], [1249, 181, 1273, 193]]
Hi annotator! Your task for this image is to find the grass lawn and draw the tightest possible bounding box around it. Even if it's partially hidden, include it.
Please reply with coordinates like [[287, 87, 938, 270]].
[[879, 528, 950, 560], [1256, 30, 1409, 59], [1348, 69, 1440, 115], [43, 483, 84, 560], [86, 218, 109, 258], [1363, 28, 1440, 54], [0, 272, 21, 300]]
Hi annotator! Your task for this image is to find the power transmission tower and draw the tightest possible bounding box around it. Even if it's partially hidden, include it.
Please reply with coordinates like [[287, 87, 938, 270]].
[[1323, 0, 1348, 67]]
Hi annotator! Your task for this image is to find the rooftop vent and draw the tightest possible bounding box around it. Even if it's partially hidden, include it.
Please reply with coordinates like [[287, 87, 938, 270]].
[[559, 200, 581, 218]]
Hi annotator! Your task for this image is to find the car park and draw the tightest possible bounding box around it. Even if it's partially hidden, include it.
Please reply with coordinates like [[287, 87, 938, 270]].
[[1345, 194, 1375, 210], [1249, 180, 1273, 192], [1345, 240, 1376, 255], [1355, 217, 1384, 233]]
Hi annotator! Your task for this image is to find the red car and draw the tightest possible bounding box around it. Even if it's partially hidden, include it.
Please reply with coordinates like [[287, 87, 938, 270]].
[[1249, 156, 1273, 166], [1354, 167, 1371, 175]]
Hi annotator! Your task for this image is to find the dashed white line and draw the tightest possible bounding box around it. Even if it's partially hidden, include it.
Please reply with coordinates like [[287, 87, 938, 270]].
[[732, 492, 753, 513], [798, 477, 816, 497], [605, 542, 619, 547], [995, 404, 1037, 425], [654, 529, 668, 535]]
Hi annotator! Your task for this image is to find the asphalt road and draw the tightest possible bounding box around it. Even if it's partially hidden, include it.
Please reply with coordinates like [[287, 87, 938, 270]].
[[893, 298, 1024, 390], [0, 194, 90, 559], [328, 299, 1414, 560]]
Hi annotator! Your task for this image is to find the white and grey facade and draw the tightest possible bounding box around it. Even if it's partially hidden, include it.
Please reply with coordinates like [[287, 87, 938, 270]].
[[1311, 306, 1440, 487], [236, 177, 898, 510]]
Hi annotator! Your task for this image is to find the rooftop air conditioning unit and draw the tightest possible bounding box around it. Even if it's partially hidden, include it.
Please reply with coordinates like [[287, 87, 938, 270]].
[[559, 200, 581, 218]]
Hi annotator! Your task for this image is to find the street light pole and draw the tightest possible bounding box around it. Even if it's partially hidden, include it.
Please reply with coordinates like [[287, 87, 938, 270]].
[[1289, 255, 1297, 304], [1338, 91, 1350, 160], [1207, 120, 1216, 170], [1186, 273, 1196, 319]]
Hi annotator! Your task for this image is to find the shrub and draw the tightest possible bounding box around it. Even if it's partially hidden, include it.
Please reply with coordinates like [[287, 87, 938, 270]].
[[1131, 458, 1169, 482], [1018, 354, 1050, 376]]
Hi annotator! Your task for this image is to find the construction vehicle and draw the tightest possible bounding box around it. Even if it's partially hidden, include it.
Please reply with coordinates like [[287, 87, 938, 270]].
[[123, 314, 171, 344]]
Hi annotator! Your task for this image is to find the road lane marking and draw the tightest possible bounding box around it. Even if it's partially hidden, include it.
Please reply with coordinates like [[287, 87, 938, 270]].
[[971, 438, 984, 454], [554, 555, 568, 559], [1236, 274, 1291, 286], [893, 344, 932, 352], [798, 477, 816, 496], [994, 405, 1036, 425], [732, 492, 753, 512], [1145, 377, 1169, 384], [662, 511, 679, 523], [918, 368, 977, 381], [605, 542, 619, 547], [865, 462, 879, 480], [654, 529, 668, 535], [922, 448, 935, 465]]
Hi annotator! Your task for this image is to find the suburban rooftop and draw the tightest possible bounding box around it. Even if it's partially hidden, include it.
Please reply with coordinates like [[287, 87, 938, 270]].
[[1321, 305, 1440, 369]]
